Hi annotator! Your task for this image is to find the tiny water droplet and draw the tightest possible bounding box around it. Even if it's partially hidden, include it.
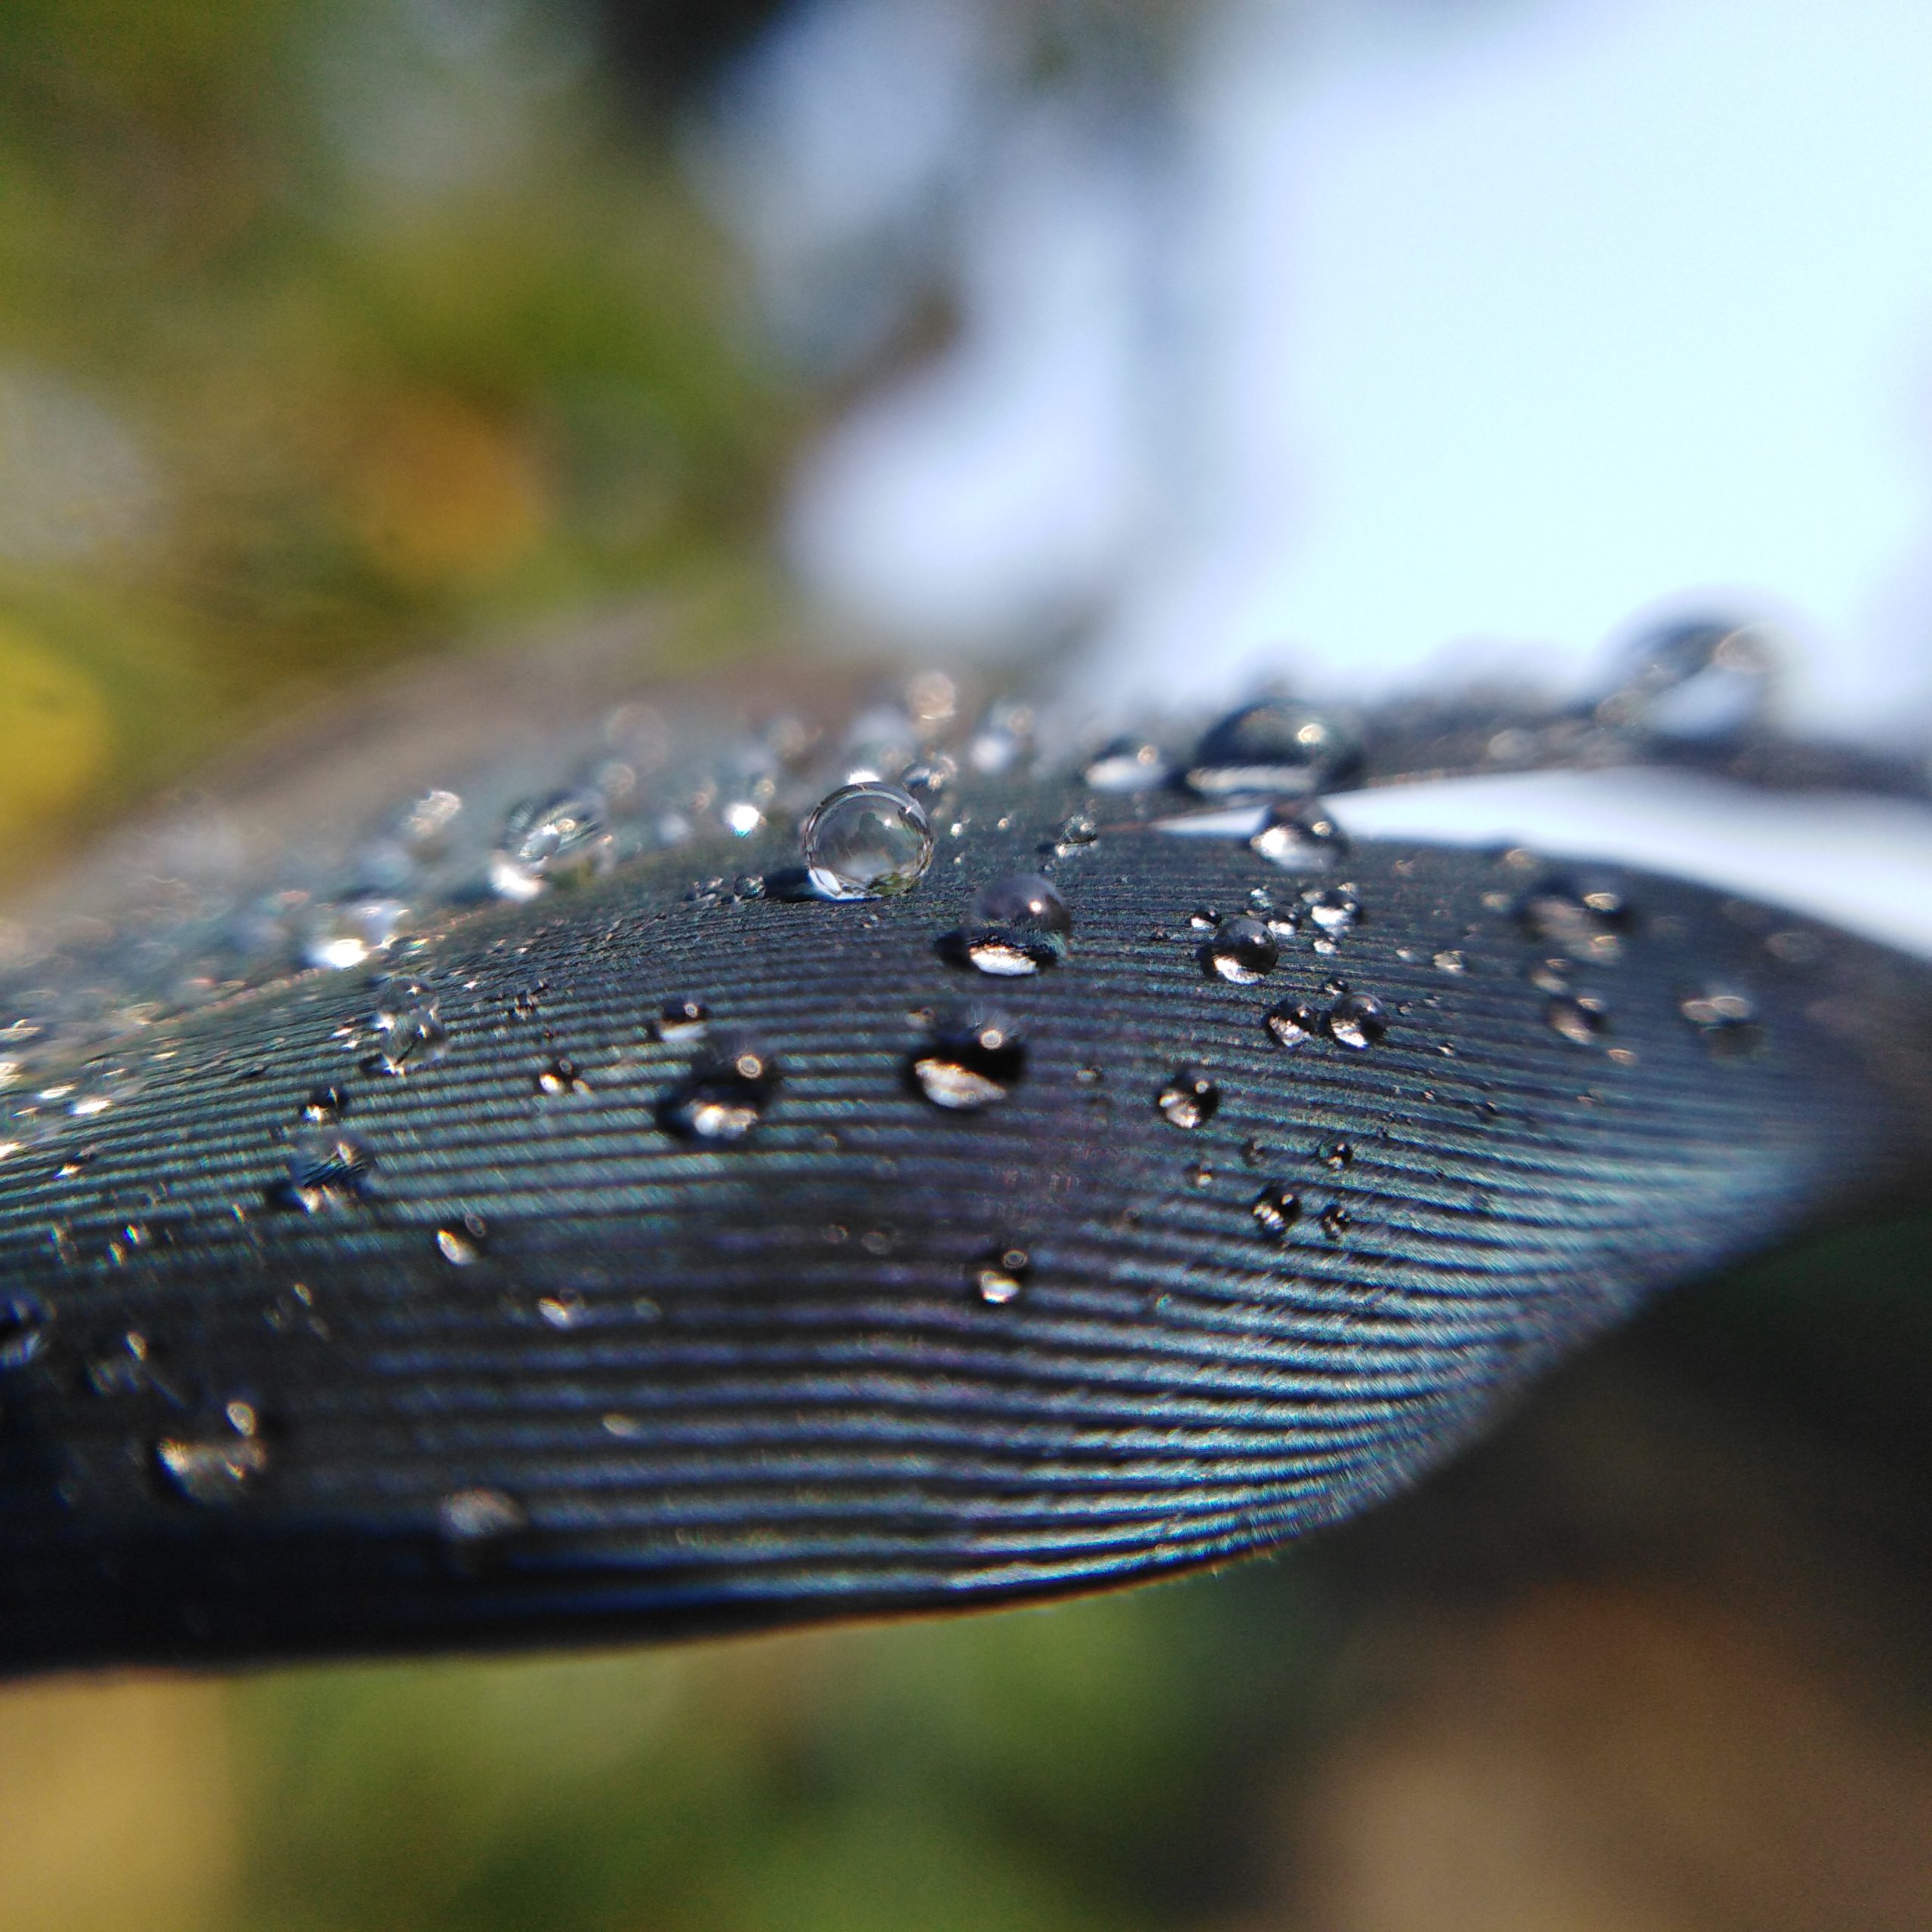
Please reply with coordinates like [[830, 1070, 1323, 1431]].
[[538, 1290, 586, 1328], [0, 1291, 50, 1369], [1251, 1183, 1301, 1238], [535, 1055, 589, 1097], [1432, 949, 1467, 974], [1302, 885, 1361, 937], [1318, 1202, 1352, 1242], [1680, 987, 1763, 1057], [1319, 1140, 1354, 1171], [1545, 992, 1611, 1045], [960, 872, 1072, 975], [303, 1084, 347, 1124], [156, 1431, 268, 1505], [303, 897, 411, 971], [802, 782, 933, 900], [1185, 1159, 1214, 1189], [910, 1011, 1026, 1111], [438, 1487, 525, 1543], [1264, 1000, 1324, 1048], [658, 1035, 782, 1141], [1157, 1067, 1220, 1130], [974, 1245, 1031, 1304], [276, 1128, 375, 1211], [1053, 813, 1098, 856], [1520, 875, 1629, 961], [1204, 915, 1278, 984], [365, 986, 448, 1076], [1251, 799, 1349, 869], [436, 1217, 487, 1265], [656, 997, 710, 1044], [1084, 737, 1170, 791], [1327, 992, 1386, 1049], [490, 792, 612, 899], [1186, 700, 1361, 798]]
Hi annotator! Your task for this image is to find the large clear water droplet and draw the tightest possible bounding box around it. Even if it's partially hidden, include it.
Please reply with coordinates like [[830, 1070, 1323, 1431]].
[[1156, 1066, 1220, 1130], [1250, 799, 1349, 870], [490, 792, 612, 900], [658, 1035, 781, 1141], [961, 872, 1072, 975], [1327, 992, 1387, 1049], [1599, 617, 1777, 740], [1186, 700, 1361, 798], [0, 1291, 50, 1370], [803, 782, 933, 900], [909, 1011, 1026, 1111], [1204, 915, 1278, 984]]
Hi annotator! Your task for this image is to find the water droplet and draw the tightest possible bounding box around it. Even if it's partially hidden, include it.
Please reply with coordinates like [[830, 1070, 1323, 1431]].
[[438, 1487, 526, 1543], [1520, 875, 1629, 962], [490, 792, 612, 900], [1545, 992, 1610, 1045], [1318, 1140, 1354, 1171], [1250, 799, 1349, 869], [365, 985, 448, 1076], [1432, 949, 1467, 975], [436, 1217, 487, 1265], [303, 1084, 347, 1124], [535, 1055, 589, 1097], [802, 782, 933, 900], [656, 997, 710, 1044], [658, 1035, 780, 1141], [909, 1011, 1026, 1111], [974, 1245, 1031, 1304], [1318, 1202, 1352, 1242], [1302, 886, 1361, 938], [1599, 617, 1777, 739], [302, 897, 411, 971], [1053, 813, 1099, 857], [1186, 700, 1361, 798], [1204, 915, 1278, 985], [1264, 1000, 1324, 1048], [1084, 737, 1170, 792], [1327, 992, 1387, 1049], [1185, 1159, 1214, 1189], [1156, 1067, 1220, 1130], [1680, 988, 1762, 1057], [397, 786, 464, 852], [155, 1429, 267, 1505], [537, 1290, 586, 1328], [275, 1128, 375, 1212], [1251, 1183, 1301, 1238], [902, 755, 956, 799], [960, 872, 1072, 976], [0, 1291, 50, 1369]]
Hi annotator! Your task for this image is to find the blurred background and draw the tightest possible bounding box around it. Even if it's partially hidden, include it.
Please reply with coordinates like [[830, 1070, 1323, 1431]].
[[2, 2, 1930, 1927]]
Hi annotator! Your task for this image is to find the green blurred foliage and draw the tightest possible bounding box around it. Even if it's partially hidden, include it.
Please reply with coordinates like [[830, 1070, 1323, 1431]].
[[226, 1564, 1334, 1932], [0, 0, 801, 866]]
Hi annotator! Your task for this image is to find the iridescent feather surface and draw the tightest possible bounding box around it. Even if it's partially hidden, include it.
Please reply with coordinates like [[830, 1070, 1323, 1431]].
[[0, 635, 1927, 1675]]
